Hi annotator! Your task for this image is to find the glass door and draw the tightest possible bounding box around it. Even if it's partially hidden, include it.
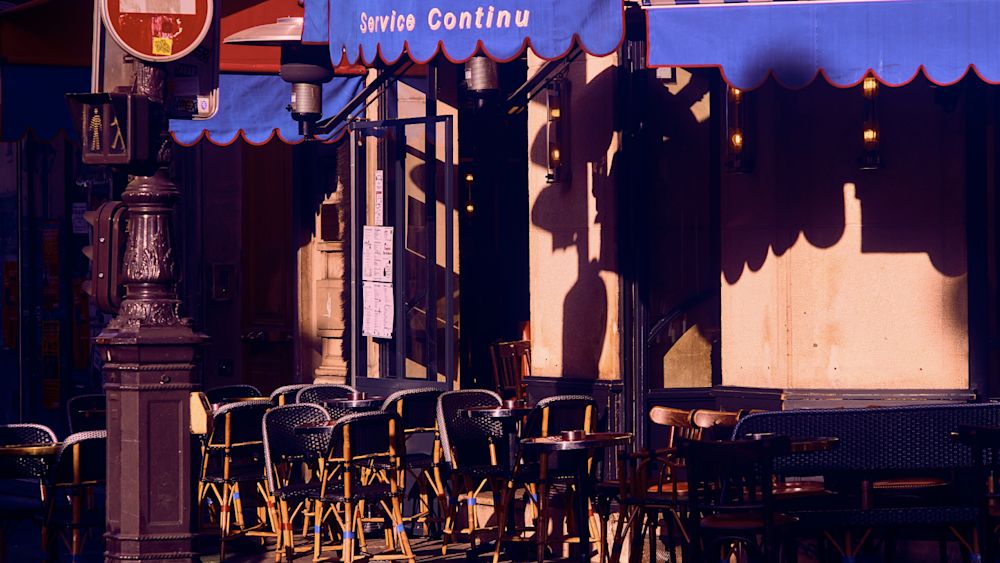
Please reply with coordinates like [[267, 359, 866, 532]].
[[349, 116, 456, 393]]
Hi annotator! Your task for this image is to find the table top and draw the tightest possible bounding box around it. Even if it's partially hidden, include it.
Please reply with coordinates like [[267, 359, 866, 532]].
[[463, 405, 534, 419], [322, 397, 384, 409], [0, 443, 61, 456], [521, 432, 633, 452]]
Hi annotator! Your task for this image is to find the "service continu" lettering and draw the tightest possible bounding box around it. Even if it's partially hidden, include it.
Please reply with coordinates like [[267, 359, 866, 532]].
[[360, 6, 530, 34]]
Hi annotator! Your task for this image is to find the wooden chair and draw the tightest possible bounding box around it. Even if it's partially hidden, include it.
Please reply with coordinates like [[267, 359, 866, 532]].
[[269, 384, 311, 406], [690, 408, 741, 441], [678, 437, 795, 563], [490, 340, 531, 401], [611, 407, 699, 563]]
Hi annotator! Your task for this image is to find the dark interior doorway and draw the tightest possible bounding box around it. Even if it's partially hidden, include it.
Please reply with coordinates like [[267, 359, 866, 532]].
[[458, 58, 531, 391]]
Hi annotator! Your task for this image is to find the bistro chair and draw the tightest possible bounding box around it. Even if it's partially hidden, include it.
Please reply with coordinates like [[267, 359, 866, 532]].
[[270, 384, 311, 406], [312, 411, 415, 563], [381, 388, 447, 535], [206, 384, 263, 405], [490, 340, 531, 401], [436, 389, 506, 554], [610, 406, 699, 563], [262, 403, 330, 562], [690, 408, 741, 441], [45, 430, 106, 561], [197, 399, 273, 561], [295, 384, 357, 420], [678, 436, 794, 563], [66, 394, 106, 433], [493, 394, 597, 563], [0, 423, 58, 556]]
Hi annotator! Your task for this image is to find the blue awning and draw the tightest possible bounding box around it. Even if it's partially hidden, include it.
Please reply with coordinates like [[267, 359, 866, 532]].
[[1, 65, 89, 141], [646, 0, 1000, 89], [170, 73, 365, 146], [303, 0, 624, 65]]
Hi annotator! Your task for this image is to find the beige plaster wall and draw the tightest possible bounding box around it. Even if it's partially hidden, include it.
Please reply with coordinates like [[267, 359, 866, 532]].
[[721, 77, 968, 390], [527, 53, 620, 380]]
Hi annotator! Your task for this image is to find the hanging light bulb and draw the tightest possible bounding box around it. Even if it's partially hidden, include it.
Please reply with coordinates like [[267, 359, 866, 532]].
[[726, 85, 751, 173], [860, 73, 881, 169], [546, 79, 569, 183]]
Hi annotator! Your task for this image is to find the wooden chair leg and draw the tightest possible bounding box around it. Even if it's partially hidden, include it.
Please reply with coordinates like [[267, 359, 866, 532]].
[[536, 481, 549, 563]]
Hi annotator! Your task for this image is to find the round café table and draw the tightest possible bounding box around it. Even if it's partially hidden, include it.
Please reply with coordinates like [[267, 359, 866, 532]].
[[0, 443, 61, 457], [463, 404, 534, 470], [521, 432, 633, 563], [322, 397, 385, 413]]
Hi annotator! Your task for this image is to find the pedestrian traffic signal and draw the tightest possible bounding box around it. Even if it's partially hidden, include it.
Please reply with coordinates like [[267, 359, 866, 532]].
[[82, 201, 127, 314]]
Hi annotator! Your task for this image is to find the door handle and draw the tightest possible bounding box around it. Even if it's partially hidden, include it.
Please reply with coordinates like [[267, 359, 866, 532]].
[[241, 330, 264, 342]]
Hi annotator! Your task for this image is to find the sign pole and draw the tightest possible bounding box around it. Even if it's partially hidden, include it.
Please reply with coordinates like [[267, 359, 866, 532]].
[[76, 1, 214, 557], [98, 57, 206, 563]]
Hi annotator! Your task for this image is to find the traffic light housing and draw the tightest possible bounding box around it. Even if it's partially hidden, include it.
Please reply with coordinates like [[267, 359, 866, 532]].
[[83, 201, 127, 314]]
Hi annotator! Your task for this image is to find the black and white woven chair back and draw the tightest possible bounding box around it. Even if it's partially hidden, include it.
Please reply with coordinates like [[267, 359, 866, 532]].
[[382, 388, 442, 432], [327, 411, 402, 461], [522, 394, 597, 438], [205, 384, 263, 404], [262, 404, 330, 493], [52, 430, 107, 487], [295, 384, 357, 420], [437, 389, 503, 469], [269, 384, 310, 405], [0, 423, 57, 480], [209, 400, 271, 447], [66, 394, 106, 433]]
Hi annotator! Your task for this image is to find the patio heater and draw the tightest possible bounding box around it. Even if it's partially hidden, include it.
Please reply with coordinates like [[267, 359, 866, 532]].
[[224, 16, 335, 139]]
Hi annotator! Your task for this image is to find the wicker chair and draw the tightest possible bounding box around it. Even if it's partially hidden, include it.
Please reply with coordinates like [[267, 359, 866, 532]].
[[0, 424, 58, 555], [295, 384, 357, 420], [66, 394, 106, 433], [270, 384, 311, 406], [312, 411, 415, 563], [381, 388, 447, 535], [198, 399, 273, 560], [437, 389, 506, 554], [262, 403, 330, 562], [46, 430, 107, 560], [206, 384, 263, 404], [493, 394, 597, 563]]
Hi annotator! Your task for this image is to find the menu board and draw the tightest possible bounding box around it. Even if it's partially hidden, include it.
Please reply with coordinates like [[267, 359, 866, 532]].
[[361, 226, 394, 339]]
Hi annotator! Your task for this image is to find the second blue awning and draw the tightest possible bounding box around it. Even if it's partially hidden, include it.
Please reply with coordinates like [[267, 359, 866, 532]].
[[169, 73, 364, 146], [646, 0, 1000, 89]]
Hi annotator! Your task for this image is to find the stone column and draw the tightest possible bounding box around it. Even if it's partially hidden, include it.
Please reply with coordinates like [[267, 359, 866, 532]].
[[101, 62, 205, 563], [313, 145, 350, 384]]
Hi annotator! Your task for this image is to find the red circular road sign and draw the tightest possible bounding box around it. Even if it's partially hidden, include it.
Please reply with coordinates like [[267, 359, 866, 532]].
[[101, 0, 213, 63]]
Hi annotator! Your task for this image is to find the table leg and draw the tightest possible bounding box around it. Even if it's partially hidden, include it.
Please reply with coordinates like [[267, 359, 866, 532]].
[[575, 455, 592, 563]]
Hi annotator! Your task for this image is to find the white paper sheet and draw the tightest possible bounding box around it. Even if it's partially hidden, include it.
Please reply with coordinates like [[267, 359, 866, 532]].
[[362, 281, 394, 339], [362, 226, 393, 282]]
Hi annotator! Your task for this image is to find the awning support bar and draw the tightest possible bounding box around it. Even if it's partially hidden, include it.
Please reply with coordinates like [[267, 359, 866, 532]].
[[505, 46, 583, 115], [311, 58, 413, 137]]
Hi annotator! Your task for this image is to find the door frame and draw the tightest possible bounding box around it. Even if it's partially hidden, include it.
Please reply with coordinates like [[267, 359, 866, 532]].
[[348, 115, 456, 394]]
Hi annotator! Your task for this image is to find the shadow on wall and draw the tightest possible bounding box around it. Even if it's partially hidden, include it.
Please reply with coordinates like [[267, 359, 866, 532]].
[[722, 73, 968, 286], [529, 65, 618, 379]]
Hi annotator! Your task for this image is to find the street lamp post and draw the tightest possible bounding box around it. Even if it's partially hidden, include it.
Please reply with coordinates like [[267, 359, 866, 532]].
[[98, 61, 206, 563]]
